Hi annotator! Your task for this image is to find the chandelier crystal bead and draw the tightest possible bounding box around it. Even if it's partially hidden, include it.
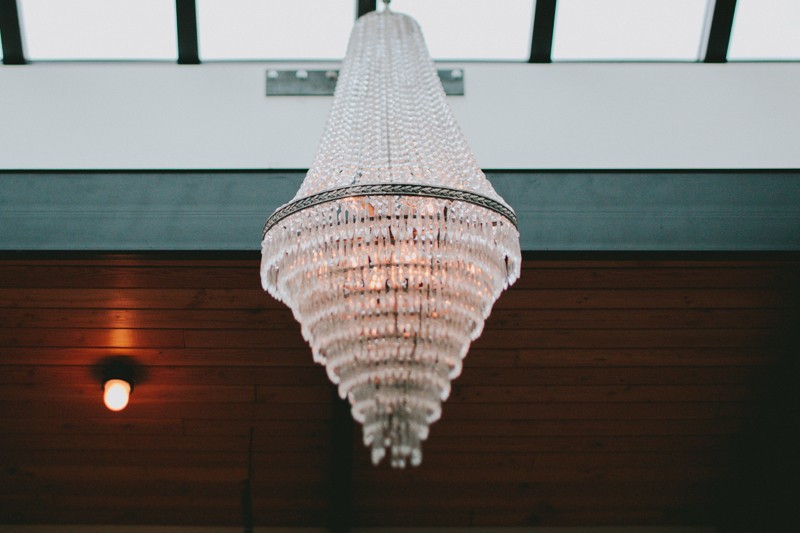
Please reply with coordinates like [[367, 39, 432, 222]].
[[260, 7, 521, 468]]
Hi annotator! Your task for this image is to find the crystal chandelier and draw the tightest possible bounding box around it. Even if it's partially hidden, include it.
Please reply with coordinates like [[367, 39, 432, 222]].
[[260, 1, 521, 468]]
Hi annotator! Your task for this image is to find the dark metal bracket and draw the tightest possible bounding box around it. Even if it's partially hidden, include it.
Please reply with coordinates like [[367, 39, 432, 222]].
[[266, 68, 465, 96]]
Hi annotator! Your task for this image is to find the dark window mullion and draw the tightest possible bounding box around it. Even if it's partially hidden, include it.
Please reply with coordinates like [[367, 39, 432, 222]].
[[176, 0, 199, 64], [529, 0, 557, 63], [704, 0, 738, 62], [0, 0, 25, 64], [357, 0, 377, 19]]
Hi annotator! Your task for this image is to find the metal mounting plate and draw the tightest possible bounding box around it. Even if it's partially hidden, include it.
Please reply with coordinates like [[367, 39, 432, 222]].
[[266, 68, 465, 96]]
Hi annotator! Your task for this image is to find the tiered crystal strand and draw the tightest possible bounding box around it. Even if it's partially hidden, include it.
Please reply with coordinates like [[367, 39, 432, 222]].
[[261, 8, 521, 468]]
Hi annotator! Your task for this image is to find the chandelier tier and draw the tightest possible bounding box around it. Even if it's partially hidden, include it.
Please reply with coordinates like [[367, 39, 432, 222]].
[[261, 5, 521, 468]]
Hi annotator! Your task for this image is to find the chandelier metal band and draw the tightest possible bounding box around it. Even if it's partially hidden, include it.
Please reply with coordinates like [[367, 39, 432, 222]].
[[262, 183, 518, 237]]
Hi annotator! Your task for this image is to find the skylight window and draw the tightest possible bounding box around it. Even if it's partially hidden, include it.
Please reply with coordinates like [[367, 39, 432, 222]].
[[19, 0, 177, 60], [729, 0, 800, 60], [383, 0, 534, 60], [197, 0, 353, 60], [552, 0, 709, 61]]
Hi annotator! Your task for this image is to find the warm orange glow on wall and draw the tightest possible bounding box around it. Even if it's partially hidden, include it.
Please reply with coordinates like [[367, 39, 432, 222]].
[[103, 379, 131, 411]]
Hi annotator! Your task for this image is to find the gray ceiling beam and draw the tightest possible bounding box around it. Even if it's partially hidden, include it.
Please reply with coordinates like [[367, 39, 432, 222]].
[[2, 170, 799, 252]]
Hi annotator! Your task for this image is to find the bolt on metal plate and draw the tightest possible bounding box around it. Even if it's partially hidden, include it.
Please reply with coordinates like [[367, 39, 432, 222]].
[[266, 69, 465, 96]]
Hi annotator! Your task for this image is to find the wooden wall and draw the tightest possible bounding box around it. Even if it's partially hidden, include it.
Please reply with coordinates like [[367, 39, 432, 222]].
[[0, 254, 797, 529]]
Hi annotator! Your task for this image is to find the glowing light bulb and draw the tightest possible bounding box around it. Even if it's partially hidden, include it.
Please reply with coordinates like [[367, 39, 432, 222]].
[[103, 379, 131, 411]]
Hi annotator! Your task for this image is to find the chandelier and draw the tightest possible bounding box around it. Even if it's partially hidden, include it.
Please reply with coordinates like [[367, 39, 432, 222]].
[[260, 2, 521, 468]]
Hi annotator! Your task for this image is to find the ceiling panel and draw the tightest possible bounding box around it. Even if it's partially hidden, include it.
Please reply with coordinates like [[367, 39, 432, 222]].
[[383, 0, 534, 60], [552, 0, 710, 61], [196, 0, 353, 60], [729, 0, 800, 60], [18, 0, 177, 60]]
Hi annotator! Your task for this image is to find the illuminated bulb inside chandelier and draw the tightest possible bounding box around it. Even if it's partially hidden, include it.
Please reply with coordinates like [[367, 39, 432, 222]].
[[103, 379, 131, 412], [260, 5, 520, 467]]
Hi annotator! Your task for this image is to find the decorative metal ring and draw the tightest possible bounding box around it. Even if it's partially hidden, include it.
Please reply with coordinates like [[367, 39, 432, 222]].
[[262, 183, 518, 238]]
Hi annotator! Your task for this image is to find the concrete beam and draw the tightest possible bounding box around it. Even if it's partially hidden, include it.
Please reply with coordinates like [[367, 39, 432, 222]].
[[2, 171, 798, 251], [1, 63, 799, 170]]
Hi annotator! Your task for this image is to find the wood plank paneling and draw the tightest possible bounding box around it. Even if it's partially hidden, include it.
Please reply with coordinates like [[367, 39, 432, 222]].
[[0, 345, 778, 368], [430, 418, 746, 437], [0, 365, 330, 386], [471, 347, 779, 368], [0, 287, 791, 309], [0, 253, 796, 528], [0, 325, 779, 350], [0, 399, 332, 420], [0, 306, 786, 330], [0, 346, 318, 366], [184, 326, 777, 349], [0, 364, 767, 386], [0, 327, 185, 348], [0, 262, 794, 289], [448, 384, 756, 403], [0, 383, 256, 403], [0, 308, 296, 330], [421, 435, 732, 453], [0, 265, 258, 289]]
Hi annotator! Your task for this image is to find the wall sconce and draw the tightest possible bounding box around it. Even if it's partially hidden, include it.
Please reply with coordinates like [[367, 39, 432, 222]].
[[92, 357, 144, 412]]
